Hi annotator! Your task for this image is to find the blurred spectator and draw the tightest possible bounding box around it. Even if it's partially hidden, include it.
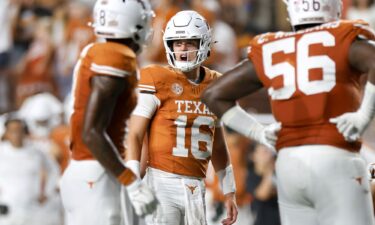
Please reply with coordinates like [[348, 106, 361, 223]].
[[274, 0, 291, 31], [14, 17, 58, 107], [139, 0, 181, 66], [347, 0, 375, 29], [218, 0, 249, 34], [245, 0, 276, 34], [0, 0, 14, 63], [18, 93, 64, 225], [0, 0, 18, 114], [193, 0, 239, 73], [247, 144, 281, 225], [54, 1, 95, 98], [0, 114, 52, 225], [19, 93, 64, 159], [12, 0, 37, 62]]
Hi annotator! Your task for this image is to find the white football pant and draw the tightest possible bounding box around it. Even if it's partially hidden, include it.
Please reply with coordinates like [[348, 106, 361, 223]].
[[276, 145, 375, 225], [60, 160, 138, 225], [144, 168, 207, 225]]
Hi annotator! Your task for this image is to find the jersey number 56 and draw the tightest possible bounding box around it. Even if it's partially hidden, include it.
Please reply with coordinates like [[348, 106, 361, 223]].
[[263, 31, 336, 100]]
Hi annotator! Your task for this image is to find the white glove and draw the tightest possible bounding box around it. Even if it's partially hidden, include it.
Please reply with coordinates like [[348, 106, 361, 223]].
[[261, 123, 281, 148], [330, 82, 375, 142], [257, 122, 281, 153], [329, 112, 370, 142], [126, 179, 158, 217]]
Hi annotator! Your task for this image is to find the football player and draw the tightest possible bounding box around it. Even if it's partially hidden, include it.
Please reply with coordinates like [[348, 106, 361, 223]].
[[202, 0, 375, 225], [59, 1, 157, 225], [126, 10, 246, 225]]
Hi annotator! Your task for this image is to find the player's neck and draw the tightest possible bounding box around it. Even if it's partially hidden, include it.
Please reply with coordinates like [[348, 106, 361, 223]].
[[294, 23, 322, 31], [106, 38, 140, 53], [184, 67, 205, 84], [9, 140, 24, 148]]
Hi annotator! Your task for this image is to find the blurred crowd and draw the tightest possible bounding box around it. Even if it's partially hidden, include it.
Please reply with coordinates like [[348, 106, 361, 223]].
[[2, 0, 375, 114], [1, 0, 375, 225]]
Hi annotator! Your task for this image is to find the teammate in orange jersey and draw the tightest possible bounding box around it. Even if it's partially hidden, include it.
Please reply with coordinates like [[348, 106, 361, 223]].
[[125, 10, 257, 225], [59, 1, 157, 225], [202, 0, 375, 225]]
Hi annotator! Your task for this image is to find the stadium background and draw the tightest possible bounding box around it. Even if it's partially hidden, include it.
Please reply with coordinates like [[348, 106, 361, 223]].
[[1, 0, 375, 225]]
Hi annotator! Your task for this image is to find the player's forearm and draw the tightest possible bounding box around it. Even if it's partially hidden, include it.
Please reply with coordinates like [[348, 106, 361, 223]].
[[83, 129, 127, 177], [211, 128, 230, 171], [358, 82, 375, 122], [220, 105, 264, 142], [202, 59, 262, 118], [202, 89, 236, 118], [126, 134, 143, 162], [84, 130, 137, 186], [125, 125, 147, 178]]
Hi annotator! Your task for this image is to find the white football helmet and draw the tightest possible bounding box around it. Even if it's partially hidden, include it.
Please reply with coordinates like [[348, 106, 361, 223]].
[[283, 0, 342, 27], [92, 0, 154, 46], [19, 93, 63, 138], [163, 10, 212, 72]]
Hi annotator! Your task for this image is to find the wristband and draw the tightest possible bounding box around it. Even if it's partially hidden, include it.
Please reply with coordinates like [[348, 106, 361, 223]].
[[125, 160, 141, 178], [216, 164, 236, 195]]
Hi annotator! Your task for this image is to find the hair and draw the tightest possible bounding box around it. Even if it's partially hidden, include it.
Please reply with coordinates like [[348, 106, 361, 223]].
[[3, 113, 29, 136]]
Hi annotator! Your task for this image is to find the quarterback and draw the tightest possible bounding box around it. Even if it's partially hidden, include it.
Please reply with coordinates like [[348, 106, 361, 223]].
[[126, 10, 249, 225]]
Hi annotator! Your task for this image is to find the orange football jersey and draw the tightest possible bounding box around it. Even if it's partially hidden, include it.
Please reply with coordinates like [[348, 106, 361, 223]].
[[70, 42, 138, 160], [248, 20, 375, 152], [138, 65, 221, 178]]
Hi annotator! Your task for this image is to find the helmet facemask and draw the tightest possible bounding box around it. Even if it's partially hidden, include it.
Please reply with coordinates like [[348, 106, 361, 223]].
[[165, 37, 211, 72]]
